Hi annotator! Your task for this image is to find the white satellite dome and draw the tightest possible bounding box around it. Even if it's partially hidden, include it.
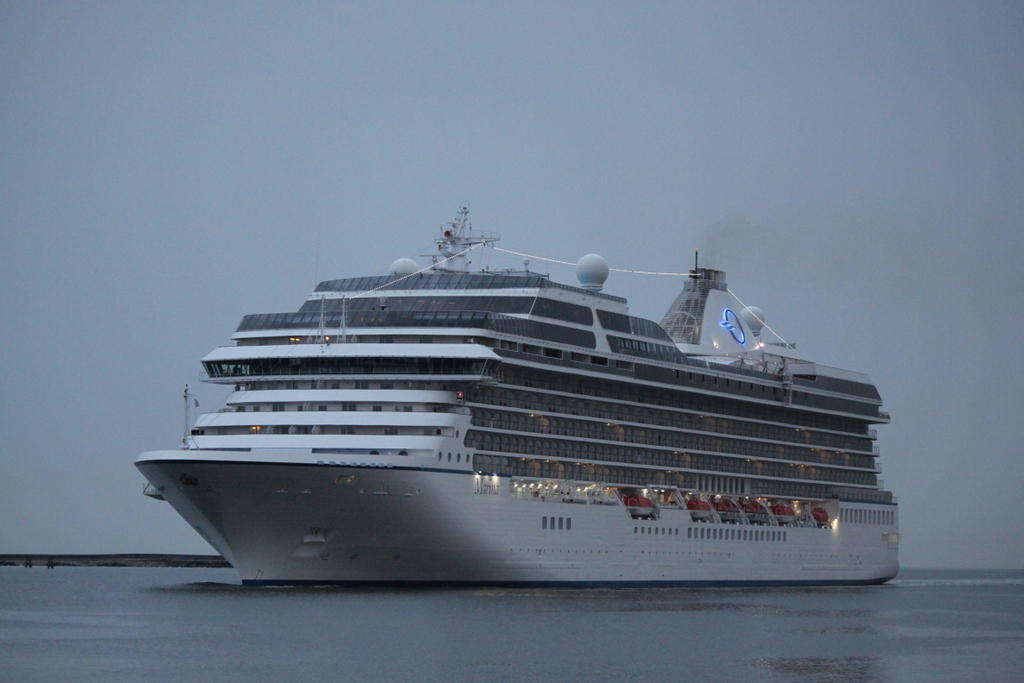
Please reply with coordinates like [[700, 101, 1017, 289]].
[[740, 306, 766, 337], [576, 254, 609, 292], [389, 257, 418, 276]]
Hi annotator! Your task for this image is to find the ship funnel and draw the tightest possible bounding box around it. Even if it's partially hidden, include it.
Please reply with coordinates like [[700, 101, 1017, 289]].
[[660, 268, 729, 344]]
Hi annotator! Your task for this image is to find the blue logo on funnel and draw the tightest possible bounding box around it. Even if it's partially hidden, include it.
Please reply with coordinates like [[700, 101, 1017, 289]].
[[720, 309, 745, 344]]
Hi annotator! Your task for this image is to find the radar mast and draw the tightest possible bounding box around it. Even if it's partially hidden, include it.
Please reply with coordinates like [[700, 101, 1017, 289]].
[[426, 206, 500, 272]]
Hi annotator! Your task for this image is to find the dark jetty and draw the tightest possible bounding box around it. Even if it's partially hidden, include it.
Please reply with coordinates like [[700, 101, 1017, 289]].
[[0, 554, 231, 568]]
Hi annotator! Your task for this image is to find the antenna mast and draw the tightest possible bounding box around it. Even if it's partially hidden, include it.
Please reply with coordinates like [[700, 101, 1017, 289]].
[[181, 384, 189, 449], [423, 206, 500, 272]]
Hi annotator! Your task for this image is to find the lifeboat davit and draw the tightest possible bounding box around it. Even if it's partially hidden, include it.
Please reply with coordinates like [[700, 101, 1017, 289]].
[[811, 507, 831, 528], [686, 499, 713, 521], [769, 504, 796, 525], [714, 498, 742, 523], [622, 494, 656, 519]]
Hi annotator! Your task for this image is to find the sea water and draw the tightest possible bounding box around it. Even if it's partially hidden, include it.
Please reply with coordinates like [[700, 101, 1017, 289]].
[[1, 568, 1021, 682]]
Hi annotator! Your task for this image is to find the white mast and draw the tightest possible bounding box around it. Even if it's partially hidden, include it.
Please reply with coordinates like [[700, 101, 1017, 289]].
[[425, 206, 499, 272], [181, 384, 190, 449]]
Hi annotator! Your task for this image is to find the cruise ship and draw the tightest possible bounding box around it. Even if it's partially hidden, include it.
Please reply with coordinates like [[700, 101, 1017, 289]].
[[136, 209, 899, 586]]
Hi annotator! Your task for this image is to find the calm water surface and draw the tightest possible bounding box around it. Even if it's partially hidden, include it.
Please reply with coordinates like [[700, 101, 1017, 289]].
[[1, 568, 1021, 682]]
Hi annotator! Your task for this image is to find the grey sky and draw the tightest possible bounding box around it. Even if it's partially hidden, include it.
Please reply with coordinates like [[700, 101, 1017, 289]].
[[1, 2, 1021, 568]]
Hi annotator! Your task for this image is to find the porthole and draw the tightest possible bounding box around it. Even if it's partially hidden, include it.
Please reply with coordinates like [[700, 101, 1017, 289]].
[[456, 453, 461, 463], [437, 452, 442, 461], [447, 452, 452, 462]]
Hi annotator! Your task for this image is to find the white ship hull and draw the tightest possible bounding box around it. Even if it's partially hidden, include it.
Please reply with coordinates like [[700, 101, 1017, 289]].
[[137, 448, 899, 586]]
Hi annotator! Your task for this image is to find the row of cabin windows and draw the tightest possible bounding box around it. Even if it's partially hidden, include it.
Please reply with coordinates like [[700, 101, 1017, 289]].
[[241, 335, 443, 346], [498, 340, 635, 370], [629, 526, 788, 542], [473, 453, 848, 504], [471, 408, 875, 469], [198, 426, 451, 436], [750, 478, 893, 505], [236, 403, 424, 412], [840, 508, 895, 525], [235, 381, 410, 391], [682, 526, 786, 542], [465, 431, 878, 487], [469, 386, 873, 453], [498, 367, 870, 435]]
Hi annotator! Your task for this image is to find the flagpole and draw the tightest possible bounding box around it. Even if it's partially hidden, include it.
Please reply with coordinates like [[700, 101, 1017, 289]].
[[182, 384, 189, 449]]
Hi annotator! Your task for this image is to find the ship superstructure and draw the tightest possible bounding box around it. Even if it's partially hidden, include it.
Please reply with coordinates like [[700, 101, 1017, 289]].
[[136, 210, 898, 585]]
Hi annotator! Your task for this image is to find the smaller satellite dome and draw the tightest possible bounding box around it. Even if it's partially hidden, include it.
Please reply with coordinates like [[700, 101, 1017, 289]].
[[576, 254, 609, 292], [389, 258, 418, 276], [740, 306, 766, 337]]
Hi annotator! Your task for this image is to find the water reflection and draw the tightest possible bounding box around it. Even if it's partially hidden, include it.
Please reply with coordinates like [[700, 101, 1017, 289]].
[[752, 656, 883, 683]]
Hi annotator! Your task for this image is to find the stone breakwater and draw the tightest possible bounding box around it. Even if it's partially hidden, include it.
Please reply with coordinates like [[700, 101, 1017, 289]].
[[0, 554, 230, 568]]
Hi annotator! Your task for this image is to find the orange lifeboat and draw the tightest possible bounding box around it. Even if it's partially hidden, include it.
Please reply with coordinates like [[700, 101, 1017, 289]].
[[811, 507, 831, 528], [769, 504, 796, 525], [714, 498, 742, 523], [686, 498, 713, 521], [742, 500, 769, 525], [622, 494, 657, 519]]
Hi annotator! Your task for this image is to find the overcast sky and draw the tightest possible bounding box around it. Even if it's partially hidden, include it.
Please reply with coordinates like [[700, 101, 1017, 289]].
[[2, 2, 1021, 569]]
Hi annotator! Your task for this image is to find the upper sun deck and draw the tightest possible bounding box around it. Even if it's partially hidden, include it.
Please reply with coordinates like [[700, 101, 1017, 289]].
[[313, 272, 627, 303], [236, 269, 632, 337]]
